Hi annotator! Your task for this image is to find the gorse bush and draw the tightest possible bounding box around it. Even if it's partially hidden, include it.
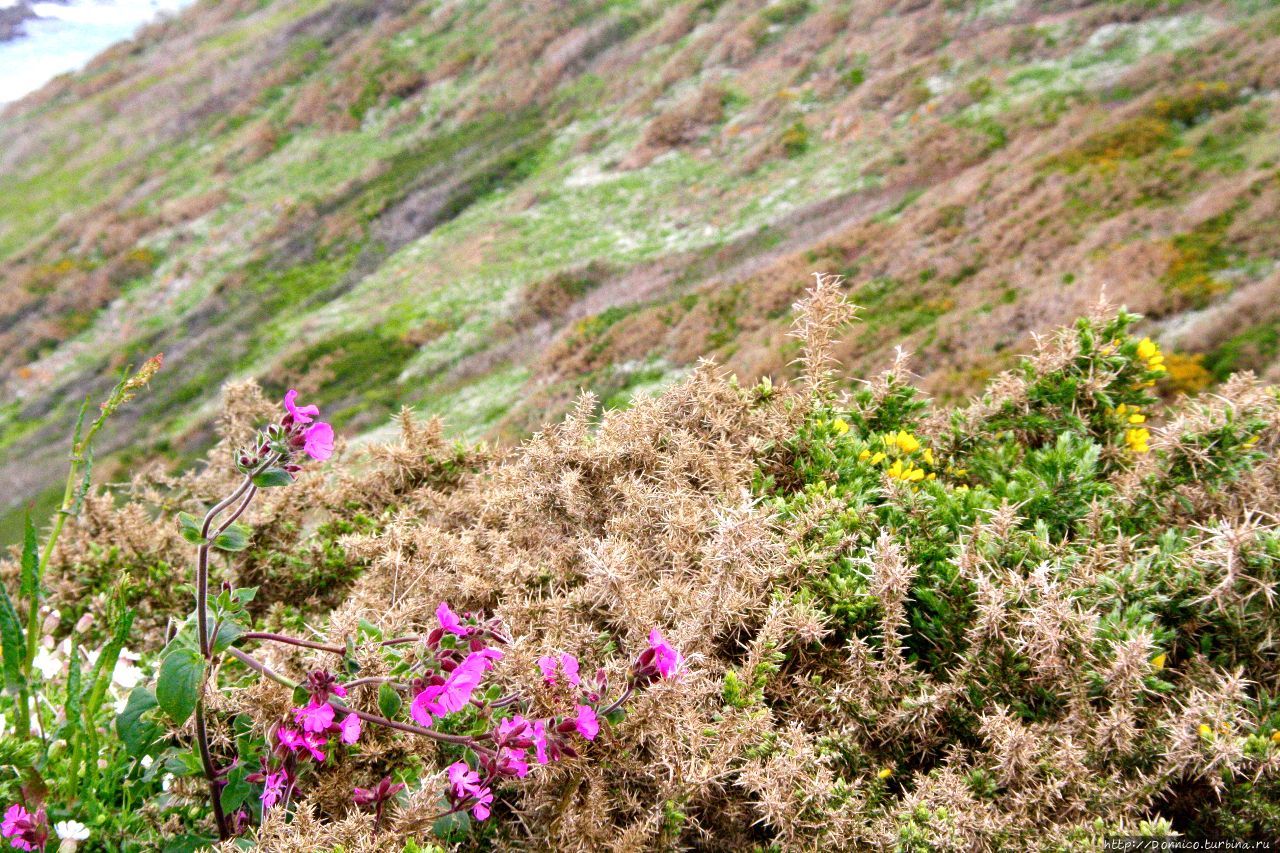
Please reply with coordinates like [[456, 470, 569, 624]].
[[3, 276, 1280, 850]]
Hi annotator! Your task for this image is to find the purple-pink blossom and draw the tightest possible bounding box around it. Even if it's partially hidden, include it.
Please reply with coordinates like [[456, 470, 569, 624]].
[[574, 705, 599, 741], [261, 771, 287, 811], [1, 805, 46, 852], [353, 776, 405, 807], [531, 719, 549, 765], [303, 422, 334, 461], [436, 601, 471, 636], [276, 727, 304, 752], [537, 652, 581, 687], [409, 650, 500, 724], [338, 712, 362, 745], [283, 389, 319, 425], [497, 747, 529, 778], [304, 669, 347, 702], [294, 699, 334, 733], [447, 762, 494, 821], [300, 731, 327, 762], [648, 629, 683, 678]]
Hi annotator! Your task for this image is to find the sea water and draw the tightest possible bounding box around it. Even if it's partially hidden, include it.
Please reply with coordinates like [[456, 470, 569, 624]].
[[0, 0, 192, 104]]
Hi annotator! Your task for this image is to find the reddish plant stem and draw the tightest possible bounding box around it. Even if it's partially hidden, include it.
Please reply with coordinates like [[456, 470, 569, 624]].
[[600, 684, 634, 717], [242, 632, 343, 654], [191, 454, 276, 841], [242, 631, 432, 655]]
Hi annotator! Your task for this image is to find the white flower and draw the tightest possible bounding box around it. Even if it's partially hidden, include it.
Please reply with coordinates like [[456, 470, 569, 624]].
[[55, 820, 90, 841], [112, 659, 143, 690], [140, 755, 154, 769], [113, 695, 129, 714], [33, 646, 61, 680]]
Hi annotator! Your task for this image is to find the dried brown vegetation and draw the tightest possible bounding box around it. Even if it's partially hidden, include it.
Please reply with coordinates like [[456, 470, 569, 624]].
[[28, 281, 1280, 849]]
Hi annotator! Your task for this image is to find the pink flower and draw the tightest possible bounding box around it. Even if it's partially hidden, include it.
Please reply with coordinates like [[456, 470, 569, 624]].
[[574, 705, 599, 741], [294, 699, 334, 733], [436, 601, 471, 636], [261, 771, 287, 810], [304, 669, 347, 701], [409, 651, 496, 724], [446, 762, 494, 821], [1, 805, 27, 839], [283, 389, 319, 425], [277, 727, 304, 752], [561, 654, 580, 685], [338, 712, 362, 745], [1, 805, 46, 852], [498, 747, 529, 778], [303, 421, 334, 461], [300, 731, 327, 762], [537, 652, 581, 687], [648, 629, 683, 678], [531, 720, 549, 764], [353, 776, 405, 807]]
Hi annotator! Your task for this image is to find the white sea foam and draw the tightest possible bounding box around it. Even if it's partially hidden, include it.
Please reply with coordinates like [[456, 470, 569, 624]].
[[0, 0, 191, 103]]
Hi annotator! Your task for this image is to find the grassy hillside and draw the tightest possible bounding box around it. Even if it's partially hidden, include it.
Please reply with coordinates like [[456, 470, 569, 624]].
[[3, 0, 1280, 541]]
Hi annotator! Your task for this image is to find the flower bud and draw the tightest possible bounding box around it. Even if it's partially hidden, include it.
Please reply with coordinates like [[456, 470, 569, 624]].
[[74, 613, 94, 634], [41, 610, 61, 635]]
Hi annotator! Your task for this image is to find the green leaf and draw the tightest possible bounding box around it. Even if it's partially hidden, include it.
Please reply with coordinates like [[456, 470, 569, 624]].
[[162, 834, 218, 853], [64, 640, 83, 748], [165, 747, 206, 777], [117, 687, 162, 757], [0, 586, 25, 690], [212, 523, 251, 552], [156, 648, 205, 726], [20, 515, 39, 602], [177, 512, 205, 545], [212, 620, 244, 654], [252, 467, 294, 488], [220, 762, 251, 813], [433, 804, 471, 840], [85, 599, 134, 719], [378, 683, 402, 719]]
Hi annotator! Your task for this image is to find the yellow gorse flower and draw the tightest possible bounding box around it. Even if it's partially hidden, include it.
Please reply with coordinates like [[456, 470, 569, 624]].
[[893, 430, 921, 453], [1151, 653, 1166, 670], [1125, 427, 1151, 454], [876, 767, 892, 780], [833, 418, 850, 436], [1136, 337, 1167, 374], [1199, 723, 1213, 737]]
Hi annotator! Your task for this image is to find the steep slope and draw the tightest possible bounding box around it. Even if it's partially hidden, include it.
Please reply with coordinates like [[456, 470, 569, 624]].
[[2, 0, 1279, 535]]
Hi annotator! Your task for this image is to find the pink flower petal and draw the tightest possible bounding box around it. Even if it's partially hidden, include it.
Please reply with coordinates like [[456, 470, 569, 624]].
[[283, 389, 319, 424], [303, 421, 334, 461]]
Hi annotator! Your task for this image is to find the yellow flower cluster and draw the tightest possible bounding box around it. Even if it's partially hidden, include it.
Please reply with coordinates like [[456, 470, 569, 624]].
[[858, 430, 937, 484], [1115, 404, 1151, 454], [1136, 337, 1166, 374]]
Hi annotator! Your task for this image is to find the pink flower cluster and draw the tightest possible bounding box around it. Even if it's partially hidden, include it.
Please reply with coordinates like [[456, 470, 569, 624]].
[[233, 391, 336, 479], [246, 601, 686, 830], [409, 603, 505, 726], [1, 806, 46, 852], [252, 669, 362, 811]]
